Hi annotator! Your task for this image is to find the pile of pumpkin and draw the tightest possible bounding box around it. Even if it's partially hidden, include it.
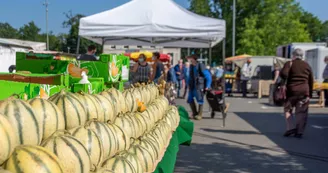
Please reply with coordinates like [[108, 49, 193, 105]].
[[0, 84, 180, 173]]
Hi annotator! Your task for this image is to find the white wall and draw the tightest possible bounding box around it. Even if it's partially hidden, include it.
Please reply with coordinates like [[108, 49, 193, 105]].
[[0, 45, 28, 72]]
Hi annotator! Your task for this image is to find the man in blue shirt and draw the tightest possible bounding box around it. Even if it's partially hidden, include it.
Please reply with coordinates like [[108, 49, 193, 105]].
[[187, 55, 212, 120]]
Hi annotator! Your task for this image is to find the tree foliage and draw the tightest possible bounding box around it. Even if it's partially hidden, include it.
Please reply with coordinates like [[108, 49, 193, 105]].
[[189, 0, 327, 61], [0, 23, 19, 38], [62, 11, 102, 55]]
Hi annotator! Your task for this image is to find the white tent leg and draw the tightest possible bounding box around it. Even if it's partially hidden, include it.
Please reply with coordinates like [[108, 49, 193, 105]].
[[209, 42, 212, 66]]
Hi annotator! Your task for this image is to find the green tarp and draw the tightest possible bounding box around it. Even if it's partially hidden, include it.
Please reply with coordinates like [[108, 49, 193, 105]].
[[153, 106, 194, 173]]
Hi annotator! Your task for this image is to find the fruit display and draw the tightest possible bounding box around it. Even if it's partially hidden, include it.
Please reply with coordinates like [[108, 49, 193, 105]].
[[0, 83, 181, 173]]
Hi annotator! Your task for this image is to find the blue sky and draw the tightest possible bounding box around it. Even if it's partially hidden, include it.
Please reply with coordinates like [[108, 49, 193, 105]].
[[0, 0, 326, 34]]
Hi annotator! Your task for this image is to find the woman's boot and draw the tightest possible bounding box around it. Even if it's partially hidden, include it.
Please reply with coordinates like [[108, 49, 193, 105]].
[[195, 105, 203, 120], [189, 101, 198, 119]]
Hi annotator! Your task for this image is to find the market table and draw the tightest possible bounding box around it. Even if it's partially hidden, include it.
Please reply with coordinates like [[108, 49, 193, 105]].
[[153, 106, 194, 173], [310, 82, 328, 108]]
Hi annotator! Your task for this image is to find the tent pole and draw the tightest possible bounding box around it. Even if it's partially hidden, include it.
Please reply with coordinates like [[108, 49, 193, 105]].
[[101, 38, 105, 53], [76, 36, 81, 54], [222, 38, 226, 100], [209, 42, 212, 66], [222, 37, 226, 127]]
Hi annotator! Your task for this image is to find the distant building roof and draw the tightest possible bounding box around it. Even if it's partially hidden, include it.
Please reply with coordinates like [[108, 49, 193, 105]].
[[0, 38, 46, 50]]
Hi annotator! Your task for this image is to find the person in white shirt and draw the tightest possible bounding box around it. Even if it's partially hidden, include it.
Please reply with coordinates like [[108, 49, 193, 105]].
[[241, 58, 252, 97]]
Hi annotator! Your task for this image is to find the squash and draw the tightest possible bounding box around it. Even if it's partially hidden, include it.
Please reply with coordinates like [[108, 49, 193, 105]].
[[0, 97, 42, 145], [0, 115, 18, 165], [28, 98, 65, 140], [86, 119, 118, 158], [41, 131, 91, 173], [101, 154, 136, 173], [5, 145, 64, 173], [69, 126, 104, 170], [49, 90, 87, 130]]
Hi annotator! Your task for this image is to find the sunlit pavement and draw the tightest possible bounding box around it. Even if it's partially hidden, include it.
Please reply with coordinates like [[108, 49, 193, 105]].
[[174, 95, 328, 173]]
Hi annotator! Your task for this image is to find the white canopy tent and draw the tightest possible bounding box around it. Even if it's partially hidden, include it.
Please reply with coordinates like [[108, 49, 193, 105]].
[[78, 0, 226, 61], [78, 0, 228, 107]]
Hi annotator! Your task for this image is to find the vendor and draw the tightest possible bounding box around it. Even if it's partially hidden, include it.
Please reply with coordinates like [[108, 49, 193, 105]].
[[131, 54, 151, 84], [77, 45, 98, 61]]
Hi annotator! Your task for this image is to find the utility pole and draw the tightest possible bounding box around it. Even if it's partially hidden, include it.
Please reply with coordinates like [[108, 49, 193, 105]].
[[232, 0, 236, 57], [43, 0, 49, 50]]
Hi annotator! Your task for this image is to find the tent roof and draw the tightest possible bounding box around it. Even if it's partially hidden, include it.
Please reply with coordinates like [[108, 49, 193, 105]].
[[79, 0, 226, 48]]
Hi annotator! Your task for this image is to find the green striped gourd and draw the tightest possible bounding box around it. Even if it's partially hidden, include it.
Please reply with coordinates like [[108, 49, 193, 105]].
[[99, 91, 118, 117], [120, 151, 144, 173], [28, 98, 65, 140], [49, 90, 87, 130], [122, 90, 137, 112], [143, 133, 164, 155], [0, 168, 12, 173], [133, 112, 149, 134], [139, 111, 153, 133], [0, 97, 42, 145], [75, 92, 104, 121], [109, 124, 130, 152], [163, 115, 175, 131], [5, 145, 64, 173], [130, 87, 143, 105], [69, 126, 104, 169], [140, 85, 151, 105], [106, 88, 128, 114], [41, 131, 91, 173], [90, 168, 114, 173], [86, 120, 117, 158], [101, 154, 136, 173], [0, 115, 18, 165], [132, 138, 159, 160], [128, 144, 155, 172], [125, 113, 143, 138], [93, 95, 116, 123], [113, 114, 133, 139]]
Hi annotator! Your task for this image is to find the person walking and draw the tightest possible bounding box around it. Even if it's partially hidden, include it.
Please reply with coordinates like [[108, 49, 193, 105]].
[[187, 55, 212, 120], [174, 59, 185, 98], [151, 52, 165, 84], [241, 59, 252, 97], [280, 49, 314, 138], [131, 54, 151, 84], [182, 61, 190, 99], [322, 56, 328, 106]]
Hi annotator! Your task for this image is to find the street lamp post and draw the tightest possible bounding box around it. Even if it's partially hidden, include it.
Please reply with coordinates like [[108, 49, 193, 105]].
[[232, 0, 236, 57], [43, 0, 49, 51]]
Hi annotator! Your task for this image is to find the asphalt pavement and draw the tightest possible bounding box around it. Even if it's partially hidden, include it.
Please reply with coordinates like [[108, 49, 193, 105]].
[[174, 95, 328, 173]]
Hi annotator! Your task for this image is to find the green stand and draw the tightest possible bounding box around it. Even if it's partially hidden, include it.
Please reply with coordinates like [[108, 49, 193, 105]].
[[153, 106, 194, 173]]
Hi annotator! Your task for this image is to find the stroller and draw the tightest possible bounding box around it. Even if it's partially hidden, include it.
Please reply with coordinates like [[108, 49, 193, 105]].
[[206, 78, 228, 126]]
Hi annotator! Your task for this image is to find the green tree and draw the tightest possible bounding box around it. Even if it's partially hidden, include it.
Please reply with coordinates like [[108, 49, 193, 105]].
[[237, 15, 264, 55], [18, 21, 41, 41], [321, 21, 328, 42], [37, 32, 62, 51], [189, 0, 213, 17], [300, 11, 323, 41], [211, 0, 311, 57], [63, 11, 102, 54], [0, 23, 19, 38]]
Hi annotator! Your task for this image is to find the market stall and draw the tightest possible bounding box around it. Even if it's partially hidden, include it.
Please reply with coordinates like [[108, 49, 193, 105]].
[[78, 0, 225, 172]]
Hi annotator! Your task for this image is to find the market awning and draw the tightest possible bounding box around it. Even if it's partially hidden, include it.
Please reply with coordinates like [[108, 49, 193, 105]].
[[225, 54, 252, 62], [78, 0, 226, 48]]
